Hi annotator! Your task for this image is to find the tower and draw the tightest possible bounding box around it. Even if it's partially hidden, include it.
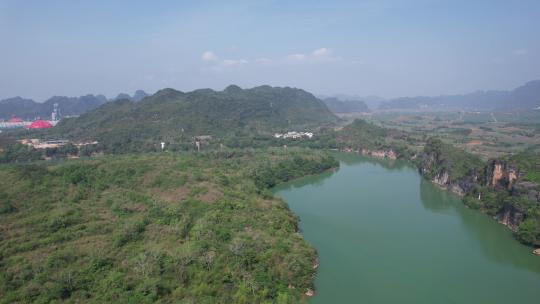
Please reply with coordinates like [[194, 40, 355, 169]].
[[52, 103, 59, 121]]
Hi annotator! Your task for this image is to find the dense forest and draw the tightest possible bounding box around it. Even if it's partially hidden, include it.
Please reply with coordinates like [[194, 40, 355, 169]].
[[0, 148, 338, 303], [48, 85, 337, 153]]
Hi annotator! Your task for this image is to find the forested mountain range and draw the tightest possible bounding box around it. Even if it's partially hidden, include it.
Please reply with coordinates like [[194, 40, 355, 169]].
[[4, 79, 540, 120], [0, 90, 148, 120], [379, 80, 540, 112], [51, 85, 337, 150]]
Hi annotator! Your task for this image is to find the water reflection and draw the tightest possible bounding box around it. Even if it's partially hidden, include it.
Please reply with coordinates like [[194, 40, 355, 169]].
[[419, 179, 456, 213], [335, 152, 412, 171], [419, 178, 540, 273], [274, 169, 336, 191]]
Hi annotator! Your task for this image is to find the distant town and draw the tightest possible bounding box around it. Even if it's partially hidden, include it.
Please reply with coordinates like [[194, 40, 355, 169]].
[[0, 103, 61, 130]]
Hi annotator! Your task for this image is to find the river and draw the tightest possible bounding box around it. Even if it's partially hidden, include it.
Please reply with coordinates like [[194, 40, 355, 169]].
[[274, 153, 540, 303]]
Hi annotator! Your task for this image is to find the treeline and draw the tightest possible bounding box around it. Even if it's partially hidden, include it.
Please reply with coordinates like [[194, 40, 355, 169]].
[[0, 143, 102, 163], [251, 154, 339, 189]]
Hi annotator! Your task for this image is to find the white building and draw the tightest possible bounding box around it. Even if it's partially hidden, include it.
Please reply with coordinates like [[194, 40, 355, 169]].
[[273, 131, 314, 139]]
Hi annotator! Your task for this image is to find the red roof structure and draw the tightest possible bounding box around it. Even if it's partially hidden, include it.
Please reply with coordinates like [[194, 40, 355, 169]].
[[27, 120, 53, 129], [8, 115, 23, 123]]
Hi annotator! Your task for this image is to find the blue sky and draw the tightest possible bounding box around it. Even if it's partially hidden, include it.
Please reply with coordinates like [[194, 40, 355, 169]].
[[1, 0, 539, 100]]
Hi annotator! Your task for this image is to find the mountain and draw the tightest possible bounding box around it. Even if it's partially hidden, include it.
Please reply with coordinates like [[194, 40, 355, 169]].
[[114, 90, 149, 102], [0, 94, 108, 120], [319, 94, 385, 111], [379, 91, 511, 111], [505, 80, 540, 111], [114, 93, 132, 101], [44, 95, 108, 117], [378, 80, 540, 112], [0, 90, 149, 120], [132, 89, 149, 102], [322, 97, 369, 113], [53, 85, 338, 150]]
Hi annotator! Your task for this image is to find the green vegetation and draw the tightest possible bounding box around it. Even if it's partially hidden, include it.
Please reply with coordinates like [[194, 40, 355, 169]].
[[251, 154, 338, 189], [357, 110, 540, 159], [50, 86, 337, 154], [418, 139, 540, 246], [420, 138, 484, 182], [517, 212, 540, 246], [506, 151, 540, 184], [0, 143, 42, 163], [332, 119, 417, 157], [1, 85, 539, 303], [336, 119, 388, 148], [0, 149, 338, 303]]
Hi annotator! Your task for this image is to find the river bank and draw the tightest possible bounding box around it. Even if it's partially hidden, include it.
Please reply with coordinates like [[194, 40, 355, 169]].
[[275, 153, 540, 303]]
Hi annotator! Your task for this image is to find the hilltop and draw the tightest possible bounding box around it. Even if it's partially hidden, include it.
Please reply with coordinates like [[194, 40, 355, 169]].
[[51, 85, 337, 151]]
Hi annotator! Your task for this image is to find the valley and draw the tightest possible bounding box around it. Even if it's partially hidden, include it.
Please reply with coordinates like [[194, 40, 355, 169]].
[[1, 82, 539, 303]]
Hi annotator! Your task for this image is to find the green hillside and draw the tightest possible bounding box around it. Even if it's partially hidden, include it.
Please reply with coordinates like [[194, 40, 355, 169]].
[[52, 85, 337, 152], [0, 149, 338, 303], [420, 138, 484, 182]]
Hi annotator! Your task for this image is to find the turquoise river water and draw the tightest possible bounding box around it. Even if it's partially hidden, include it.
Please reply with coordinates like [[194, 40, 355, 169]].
[[274, 153, 540, 303]]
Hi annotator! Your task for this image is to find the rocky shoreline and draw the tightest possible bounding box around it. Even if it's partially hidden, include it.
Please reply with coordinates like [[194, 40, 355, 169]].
[[340, 142, 540, 251]]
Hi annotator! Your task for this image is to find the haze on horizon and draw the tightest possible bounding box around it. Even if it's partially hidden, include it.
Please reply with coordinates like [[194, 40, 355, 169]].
[[1, 0, 540, 101]]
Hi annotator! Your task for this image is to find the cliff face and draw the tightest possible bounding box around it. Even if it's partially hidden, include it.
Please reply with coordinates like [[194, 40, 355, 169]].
[[418, 144, 479, 196], [495, 203, 526, 231], [360, 148, 397, 160], [483, 160, 539, 232], [486, 160, 518, 190], [417, 140, 540, 245], [341, 147, 398, 160], [425, 168, 478, 196]]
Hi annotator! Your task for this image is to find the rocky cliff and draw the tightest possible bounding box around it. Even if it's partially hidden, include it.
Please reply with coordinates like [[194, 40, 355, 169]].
[[418, 139, 540, 245], [495, 203, 526, 231], [485, 159, 519, 190], [483, 159, 539, 232], [418, 138, 481, 196]]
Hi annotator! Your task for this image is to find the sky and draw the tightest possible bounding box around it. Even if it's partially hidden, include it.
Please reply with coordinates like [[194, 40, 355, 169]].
[[1, 0, 540, 101]]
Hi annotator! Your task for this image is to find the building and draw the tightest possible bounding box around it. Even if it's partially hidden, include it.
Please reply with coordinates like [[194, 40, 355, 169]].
[[273, 131, 314, 139], [8, 115, 23, 123], [27, 120, 53, 129]]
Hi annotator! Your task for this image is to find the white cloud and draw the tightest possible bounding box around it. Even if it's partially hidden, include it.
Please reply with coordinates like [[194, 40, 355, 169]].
[[312, 48, 331, 57], [286, 48, 340, 63], [201, 47, 342, 71], [200, 50, 248, 67], [513, 49, 529, 56], [286, 53, 307, 62], [222, 59, 248, 66], [201, 51, 218, 61]]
